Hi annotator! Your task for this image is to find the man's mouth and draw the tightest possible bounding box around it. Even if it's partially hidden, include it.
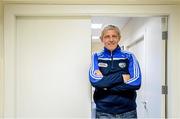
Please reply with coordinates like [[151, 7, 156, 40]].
[[108, 43, 115, 46]]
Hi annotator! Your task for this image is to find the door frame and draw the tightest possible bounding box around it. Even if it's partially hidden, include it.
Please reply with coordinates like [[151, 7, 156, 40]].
[[3, 4, 179, 118]]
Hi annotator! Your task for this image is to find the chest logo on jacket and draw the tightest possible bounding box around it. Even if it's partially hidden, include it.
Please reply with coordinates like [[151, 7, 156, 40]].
[[119, 62, 126, 68], [98, 62, 108, 67]]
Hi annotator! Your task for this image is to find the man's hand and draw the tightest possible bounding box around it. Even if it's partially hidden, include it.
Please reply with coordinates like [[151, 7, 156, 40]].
[[95, 70, 103, 76], [122, 74, 130, 83]]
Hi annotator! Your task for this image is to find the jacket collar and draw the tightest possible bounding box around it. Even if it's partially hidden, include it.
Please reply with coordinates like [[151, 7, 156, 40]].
[[103, 45, 121, 55]]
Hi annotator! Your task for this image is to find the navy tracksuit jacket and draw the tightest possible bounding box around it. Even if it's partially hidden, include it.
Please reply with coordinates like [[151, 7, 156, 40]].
[[89, 45, 141, 114]]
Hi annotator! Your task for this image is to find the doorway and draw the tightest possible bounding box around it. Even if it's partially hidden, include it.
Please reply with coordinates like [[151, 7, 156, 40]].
[[4, 4, 173, 118], [91, 16, 167, 118]]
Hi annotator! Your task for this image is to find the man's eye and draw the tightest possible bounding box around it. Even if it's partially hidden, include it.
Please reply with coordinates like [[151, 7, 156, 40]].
[[112, 35, 118, 38], [104, 36, 110, 39]]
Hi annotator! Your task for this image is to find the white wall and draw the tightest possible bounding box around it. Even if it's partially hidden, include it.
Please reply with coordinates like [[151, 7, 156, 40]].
[[0, 0, 3, 117], [19, 18, 90, 118], [2, 0, 180, 4], [168, 6, 180, 117], [0, 1, 180, 118], [4, 16, 91, 118], [91, 42, 103, 53], [121, 17, 148, 45]]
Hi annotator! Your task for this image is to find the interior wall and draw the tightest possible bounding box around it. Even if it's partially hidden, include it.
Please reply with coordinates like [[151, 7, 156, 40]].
[[2, 0, 180, 4], [168, 5, 180, 117], [121, 17, 148, 45], [1, 1, 180, 118], [0, 0, 3, 118], [91, 42, 103, 53], [12, 17, 91, 118]]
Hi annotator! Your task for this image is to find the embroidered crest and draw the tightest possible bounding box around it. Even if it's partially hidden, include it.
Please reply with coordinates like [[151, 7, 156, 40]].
[[98, 62, 108, 67], [119, 63, 126, 68]]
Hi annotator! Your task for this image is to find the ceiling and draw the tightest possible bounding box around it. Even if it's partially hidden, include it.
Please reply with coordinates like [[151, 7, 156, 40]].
[[2, 0, 180, 4], [91, 16, 131, 42]]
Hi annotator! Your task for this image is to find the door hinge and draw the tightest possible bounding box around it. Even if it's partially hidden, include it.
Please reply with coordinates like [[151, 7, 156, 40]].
[[161, 17, 168, 40], [162, 31, 168, 40], [162, 85, 168, 94]]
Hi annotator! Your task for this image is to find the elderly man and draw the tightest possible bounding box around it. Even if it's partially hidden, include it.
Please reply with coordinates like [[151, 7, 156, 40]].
[[89, 25, 141, 118]]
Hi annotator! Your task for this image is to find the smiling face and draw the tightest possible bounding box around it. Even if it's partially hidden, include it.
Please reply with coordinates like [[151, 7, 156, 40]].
[[101, 29, 121, 52]]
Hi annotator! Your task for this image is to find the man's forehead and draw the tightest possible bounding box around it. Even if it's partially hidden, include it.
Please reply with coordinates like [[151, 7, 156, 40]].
[[104, 30, 118, 35]]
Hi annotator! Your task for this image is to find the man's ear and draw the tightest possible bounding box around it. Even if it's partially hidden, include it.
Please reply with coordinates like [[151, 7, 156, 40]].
[[100, 37, 103, 42]]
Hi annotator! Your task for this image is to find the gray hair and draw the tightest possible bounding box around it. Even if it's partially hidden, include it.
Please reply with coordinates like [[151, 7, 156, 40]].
[[100, 25, 121, 40]]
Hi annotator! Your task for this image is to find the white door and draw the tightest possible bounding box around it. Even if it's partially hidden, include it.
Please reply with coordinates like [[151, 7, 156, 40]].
[[5, 16, 91, 118], [127, 37, 147, 117], [127, 17, 165, 118], [144, 17, 165, 118]]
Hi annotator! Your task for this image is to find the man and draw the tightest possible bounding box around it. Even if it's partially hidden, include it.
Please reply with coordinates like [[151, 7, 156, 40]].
[[89, 25, 141, 118]]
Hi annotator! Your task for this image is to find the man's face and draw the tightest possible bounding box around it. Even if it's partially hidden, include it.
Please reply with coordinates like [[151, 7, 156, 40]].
[[101, 29, 120, 52]]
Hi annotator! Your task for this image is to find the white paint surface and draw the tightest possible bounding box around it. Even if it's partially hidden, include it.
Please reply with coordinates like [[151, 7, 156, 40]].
[[123, 17, 164, 118], [6, 17, 91, 118]]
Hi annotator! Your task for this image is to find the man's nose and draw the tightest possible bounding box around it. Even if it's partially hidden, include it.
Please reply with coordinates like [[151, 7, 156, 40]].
[[109, 37, 114, 41]]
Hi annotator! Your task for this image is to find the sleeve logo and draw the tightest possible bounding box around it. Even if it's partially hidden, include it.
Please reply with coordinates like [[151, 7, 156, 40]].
[[119, 63, 126, 68], [98, 62, 108, 67]]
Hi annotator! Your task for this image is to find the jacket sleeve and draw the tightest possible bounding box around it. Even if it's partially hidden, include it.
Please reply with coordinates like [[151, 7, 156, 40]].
[[109, 53, 141, 91], [89, 53, 123, 88]]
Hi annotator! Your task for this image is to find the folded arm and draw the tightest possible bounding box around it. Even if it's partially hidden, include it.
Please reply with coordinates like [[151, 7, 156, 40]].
[[89, 53, 123, 88], [108, 54, 141, 91]]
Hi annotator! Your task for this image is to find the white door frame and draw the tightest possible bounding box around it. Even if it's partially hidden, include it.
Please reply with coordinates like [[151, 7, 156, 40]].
[[3, 4, 179, 118]]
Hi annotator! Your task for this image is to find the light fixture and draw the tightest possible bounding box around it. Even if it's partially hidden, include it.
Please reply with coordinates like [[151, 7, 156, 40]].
[[91, 24, 102, 29], [92, 36, 100, 39]]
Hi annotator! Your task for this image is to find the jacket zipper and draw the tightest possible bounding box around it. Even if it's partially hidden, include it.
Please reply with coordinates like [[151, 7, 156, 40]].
[[111, 51, 113, 68]]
